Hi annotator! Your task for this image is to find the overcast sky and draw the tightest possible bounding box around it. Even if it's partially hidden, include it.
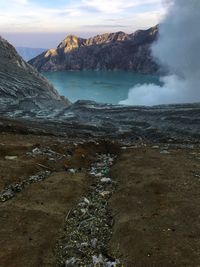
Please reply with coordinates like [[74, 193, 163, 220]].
[[0, 0, 166, 48]]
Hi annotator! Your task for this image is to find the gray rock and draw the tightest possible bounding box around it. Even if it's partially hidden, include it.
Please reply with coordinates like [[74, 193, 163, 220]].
[[0, 36, 70, 114], [5, 156, 18, 160], [100, 178, 112, 184]]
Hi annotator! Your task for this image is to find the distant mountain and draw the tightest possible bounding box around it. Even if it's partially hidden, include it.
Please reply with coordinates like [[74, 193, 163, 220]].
[[16, 47, 46, 61], [0, 36, 70, 114], [29, 26, 159, 74]]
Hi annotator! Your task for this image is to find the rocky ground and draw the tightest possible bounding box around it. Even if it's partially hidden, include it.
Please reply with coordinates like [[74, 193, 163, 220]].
[[0, 117, 200, 267], [1, 100, 200, 143]]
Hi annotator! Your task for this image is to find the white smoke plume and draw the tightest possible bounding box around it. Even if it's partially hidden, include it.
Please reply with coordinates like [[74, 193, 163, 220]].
[[120, 0, 200, 106]]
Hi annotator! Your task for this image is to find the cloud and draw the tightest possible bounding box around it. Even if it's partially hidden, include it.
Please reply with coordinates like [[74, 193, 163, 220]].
[[4, 0, 28, 4], [81, 24, 130, 28], [0, 0, 164, 36], [82, 0, 162, 13]]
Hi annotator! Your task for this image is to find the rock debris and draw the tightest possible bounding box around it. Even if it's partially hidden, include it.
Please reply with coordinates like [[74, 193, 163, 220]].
[[55, 154, 122, 267]]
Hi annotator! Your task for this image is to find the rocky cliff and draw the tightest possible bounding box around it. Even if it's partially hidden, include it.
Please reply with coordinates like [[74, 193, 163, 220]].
[[29, 26, 158, 73], [0, 36, 70, 115]]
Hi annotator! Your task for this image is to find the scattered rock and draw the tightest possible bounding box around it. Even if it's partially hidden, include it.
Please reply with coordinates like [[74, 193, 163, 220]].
[[27, 147, 65, 160], [5, 155, 18, 160], [99, 191, 111, 197], [55, 153, 121, 266], [83, 197, 90, 205], [160, 150, 170, 154], [65, 257, 77, 267], [96, 173, 103, 178], [152, 145, 159, 149], [68, 168, 76, 174], [101, 178, 112, 184], [0, 170, 51, 203]]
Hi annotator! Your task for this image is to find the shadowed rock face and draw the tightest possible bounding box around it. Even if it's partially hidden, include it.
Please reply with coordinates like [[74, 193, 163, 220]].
[[0, 36, 70, 113], [29, 26, 159, 73]]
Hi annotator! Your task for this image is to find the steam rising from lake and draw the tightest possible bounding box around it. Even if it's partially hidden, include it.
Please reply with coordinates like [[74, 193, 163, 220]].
[[120, 0, 200, 106]]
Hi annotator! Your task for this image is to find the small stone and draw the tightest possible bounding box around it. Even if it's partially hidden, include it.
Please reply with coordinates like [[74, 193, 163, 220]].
[[80, 208, 88, 214], [92, 254, 104, 265], [160, 150, 170, 154], [69, 169, 76, 174], [106, 260, 121, 267], [65, 257, 77, 267], [96, 163, 105, 167], [91, 238, 98, 248], [5, 156, 18, 160], [83, 197, 90, 205], [0, 188, 15, 202], [96, 173, 103, 177], [152, 145, 159, 149], [100, 178, 112, 184], [99, 191, 111, 197]]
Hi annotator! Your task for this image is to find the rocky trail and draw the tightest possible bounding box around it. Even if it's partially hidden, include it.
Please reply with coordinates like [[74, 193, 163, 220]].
[[56, 153, 121, 267]]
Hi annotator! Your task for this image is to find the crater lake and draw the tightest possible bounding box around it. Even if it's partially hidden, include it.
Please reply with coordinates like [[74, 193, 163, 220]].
[[43, 71, 160, 104]]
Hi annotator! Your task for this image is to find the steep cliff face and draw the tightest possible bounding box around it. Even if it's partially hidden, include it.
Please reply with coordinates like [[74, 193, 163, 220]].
[[0, 36, 70, 113], [29, 26, 158, 73]]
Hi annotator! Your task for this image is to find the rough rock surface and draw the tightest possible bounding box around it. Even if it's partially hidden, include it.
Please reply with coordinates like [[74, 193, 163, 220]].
[[0, 100, 199, 144], [29, 26, 158, 73], [0, 36, 70, 113]]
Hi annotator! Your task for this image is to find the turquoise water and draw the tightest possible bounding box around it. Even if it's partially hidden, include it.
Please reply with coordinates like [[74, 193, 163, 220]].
[[43, 71, 160, 104]]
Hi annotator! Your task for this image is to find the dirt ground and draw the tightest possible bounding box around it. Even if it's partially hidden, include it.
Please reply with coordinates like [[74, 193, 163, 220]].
[[0, 133, 98, 267], [110, 145, 200, 267], [1, 130, 200, 267]]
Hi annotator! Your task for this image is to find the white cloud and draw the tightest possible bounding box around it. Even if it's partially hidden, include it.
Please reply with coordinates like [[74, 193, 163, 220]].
[[4, 0, 28, 4], [82, 0, 162, 13], [0, 0, 164, 34]]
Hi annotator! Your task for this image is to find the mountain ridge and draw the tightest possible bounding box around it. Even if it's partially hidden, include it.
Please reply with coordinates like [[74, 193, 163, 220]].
[[29, 26, 159, 73]]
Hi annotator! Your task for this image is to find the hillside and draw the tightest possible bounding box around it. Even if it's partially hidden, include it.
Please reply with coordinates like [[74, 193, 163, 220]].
[[29, 26, 158, 73], [0, 36, 70, 115]]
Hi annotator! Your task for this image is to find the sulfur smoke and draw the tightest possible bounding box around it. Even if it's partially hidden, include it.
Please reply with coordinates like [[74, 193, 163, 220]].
[[120, 0, 200, 106]]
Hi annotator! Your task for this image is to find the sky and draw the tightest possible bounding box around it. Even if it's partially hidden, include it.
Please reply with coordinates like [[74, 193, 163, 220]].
[[0, 0, 166, 48]]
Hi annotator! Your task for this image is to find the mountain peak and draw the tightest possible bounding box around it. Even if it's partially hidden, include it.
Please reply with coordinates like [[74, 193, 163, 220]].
[[58, 35, 85, 53]]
